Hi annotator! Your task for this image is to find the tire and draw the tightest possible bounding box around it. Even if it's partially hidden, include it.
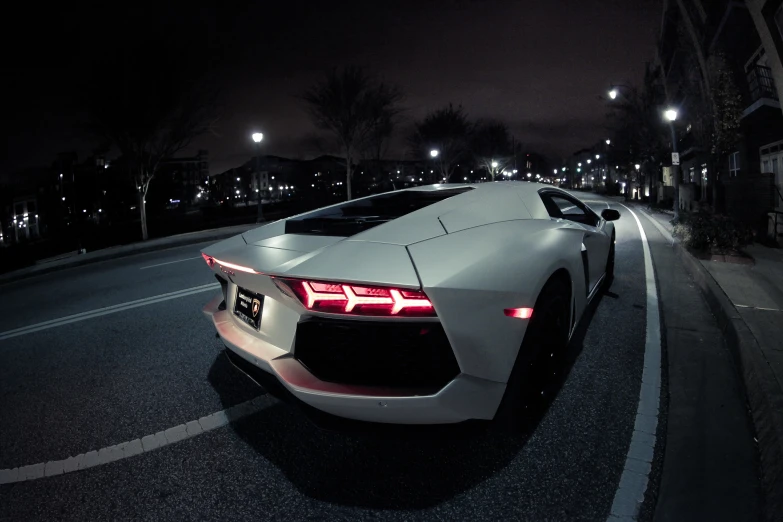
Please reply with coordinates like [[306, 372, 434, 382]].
[[494, 277, 571, 433], [605, 231, 616, 287]]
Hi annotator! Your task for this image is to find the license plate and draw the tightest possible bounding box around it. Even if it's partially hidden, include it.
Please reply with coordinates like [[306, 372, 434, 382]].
[[234, 287, 264, 330]]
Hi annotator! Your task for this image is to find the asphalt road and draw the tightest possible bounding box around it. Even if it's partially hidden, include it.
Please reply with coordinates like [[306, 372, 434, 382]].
[[0, 197, 665, 521]]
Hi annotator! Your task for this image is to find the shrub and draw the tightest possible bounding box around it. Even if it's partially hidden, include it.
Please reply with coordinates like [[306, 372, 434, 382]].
[[652, 198, 673, 210], [672, 213, 754, 253]]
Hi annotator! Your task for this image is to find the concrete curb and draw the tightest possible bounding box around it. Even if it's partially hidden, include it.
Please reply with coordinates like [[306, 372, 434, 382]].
[[0, 223, 259, 286], [674, 238, 783, 521]]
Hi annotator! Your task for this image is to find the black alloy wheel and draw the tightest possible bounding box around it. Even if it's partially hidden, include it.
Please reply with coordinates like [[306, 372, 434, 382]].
[[494, 277, 571, 433]]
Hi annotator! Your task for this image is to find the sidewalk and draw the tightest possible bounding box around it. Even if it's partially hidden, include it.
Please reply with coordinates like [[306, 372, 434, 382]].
[[0, 222, 260, 286], [637, 204, 783, 519]]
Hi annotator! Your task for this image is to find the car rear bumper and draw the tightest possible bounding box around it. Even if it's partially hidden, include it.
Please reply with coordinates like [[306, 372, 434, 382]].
[[203, 293, 506, 424]]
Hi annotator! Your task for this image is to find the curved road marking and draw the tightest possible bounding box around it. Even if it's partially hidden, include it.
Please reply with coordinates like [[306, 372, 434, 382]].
[[0, 282, 220, 342], [140, 256, 202, 270], [607, 203, 662, 521], [0, 396, 267, 484]]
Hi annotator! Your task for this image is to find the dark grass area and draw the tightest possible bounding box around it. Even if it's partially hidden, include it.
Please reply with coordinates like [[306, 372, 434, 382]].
[[0, 199, 320, 275]]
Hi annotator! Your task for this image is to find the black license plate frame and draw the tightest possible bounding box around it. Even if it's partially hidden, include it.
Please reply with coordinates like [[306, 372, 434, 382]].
[[233, 287, 264, 330]]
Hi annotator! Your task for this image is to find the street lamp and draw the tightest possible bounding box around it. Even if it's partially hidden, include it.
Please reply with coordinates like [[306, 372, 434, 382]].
[[430, 149, 439, 158], [578, 162, 582, 167], [251, 132, 264, 222], [491, 160, 498, 168], [587, 159, 592, 164], [608, 88, 618, 100], [553, 169, 558, 174], [664, 107, 679, 219], [605, 139, 611, 145], [595, 154, 600, 159], [635, 164, 641, 170]]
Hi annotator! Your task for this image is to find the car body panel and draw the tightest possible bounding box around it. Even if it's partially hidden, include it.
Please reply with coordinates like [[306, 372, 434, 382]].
[[408, 219, 588, 383]]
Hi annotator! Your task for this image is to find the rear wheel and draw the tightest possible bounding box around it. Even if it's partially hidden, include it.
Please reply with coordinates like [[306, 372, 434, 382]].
[[494, 277, 570, 433]]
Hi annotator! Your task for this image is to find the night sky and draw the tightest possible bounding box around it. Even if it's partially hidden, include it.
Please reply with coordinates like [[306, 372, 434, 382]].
[[2, 1, 660, 179]]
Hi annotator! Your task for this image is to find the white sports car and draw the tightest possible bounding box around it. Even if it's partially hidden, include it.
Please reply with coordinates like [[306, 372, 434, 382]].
[[201, 182, 619, 427]]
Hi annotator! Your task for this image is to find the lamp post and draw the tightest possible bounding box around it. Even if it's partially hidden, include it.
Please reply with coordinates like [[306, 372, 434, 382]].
[[430, 149, 441, 183], [252, 132, 264, 222], [664, 108, 679, 221]]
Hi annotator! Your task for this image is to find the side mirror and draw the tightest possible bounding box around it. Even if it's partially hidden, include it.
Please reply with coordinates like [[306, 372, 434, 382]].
[[601, 209, 620, 221]]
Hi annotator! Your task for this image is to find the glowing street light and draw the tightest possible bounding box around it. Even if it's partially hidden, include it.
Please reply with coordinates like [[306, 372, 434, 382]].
[[587, 159, 592, 164], [595, 154, 600, 159], [527, 173, 532, 178], [608, 89, 618, 100], [430, 149, 439, 158], [251, 132, 264, 222], [553, 169, 558, 174], [664, 108, 678, 121], [605, 139, 611, 145], [491, 160, 499, 168], [635, 164, 641, 170], [578, 162, 582, 167]]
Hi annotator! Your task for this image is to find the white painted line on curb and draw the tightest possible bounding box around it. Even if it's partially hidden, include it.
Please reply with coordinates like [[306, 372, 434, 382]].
[[606, 204, 662, 521], [140, 256, 202, 270], [639, 207, 675, 245], [0, 396, 267, 485], [0, 282, 220, 341]]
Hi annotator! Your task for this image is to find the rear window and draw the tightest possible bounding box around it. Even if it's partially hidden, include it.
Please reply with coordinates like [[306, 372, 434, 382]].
[[285, 187, 473, 236]]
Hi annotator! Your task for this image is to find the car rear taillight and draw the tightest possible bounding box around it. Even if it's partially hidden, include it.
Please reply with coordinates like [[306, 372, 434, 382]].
[[273, 278, 435, 317], [202, 253, 260, 274]]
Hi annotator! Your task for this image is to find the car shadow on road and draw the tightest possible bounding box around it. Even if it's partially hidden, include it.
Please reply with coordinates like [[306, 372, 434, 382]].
[[205, 291, 604, 511]]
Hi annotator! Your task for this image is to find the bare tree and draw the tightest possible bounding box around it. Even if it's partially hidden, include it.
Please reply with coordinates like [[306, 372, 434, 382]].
[[410, 104, 471, 182], [84, 34, 220, 240], [471, 120, 513, 181], [302, 66, 403, 200]]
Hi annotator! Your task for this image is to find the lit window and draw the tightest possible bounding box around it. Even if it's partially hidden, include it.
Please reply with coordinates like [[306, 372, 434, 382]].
[[728, 151, 740, 177]]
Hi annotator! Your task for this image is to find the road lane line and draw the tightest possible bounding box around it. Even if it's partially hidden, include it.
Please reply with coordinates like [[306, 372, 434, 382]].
[[0, 396, 268, 484], [140, 256, 202, 270], [638, 207, 675, 246], [0, 282, 220, 341], [607, 204, 662, 521]]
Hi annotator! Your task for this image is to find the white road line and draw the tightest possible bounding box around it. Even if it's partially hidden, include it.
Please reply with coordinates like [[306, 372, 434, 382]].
[[639, 207, 675, 246], [607, 204, 662, 521], [0, 282, 220, 341], [140, 256, 202, 270], [0, 396, 267, 484]]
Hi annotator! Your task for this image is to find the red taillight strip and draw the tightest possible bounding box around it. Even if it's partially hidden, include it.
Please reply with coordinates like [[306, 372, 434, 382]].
[[343, 285, 393, 311], [504, 307, 533, 319], [276, 277, 435, 317], [212, 257, 260, 274], [389, 289, 433, 315], [302, 281, 346, 308]]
